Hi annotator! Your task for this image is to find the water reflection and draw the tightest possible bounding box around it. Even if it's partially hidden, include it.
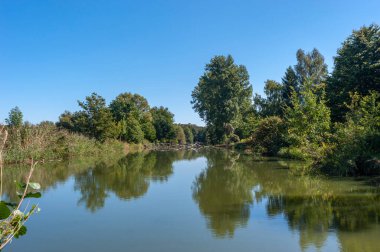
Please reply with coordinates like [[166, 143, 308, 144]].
[[192, 151, 380, 250], [74, 151, 202, 212], [192, 150, 257, 237], [2, 149, 380, 251]]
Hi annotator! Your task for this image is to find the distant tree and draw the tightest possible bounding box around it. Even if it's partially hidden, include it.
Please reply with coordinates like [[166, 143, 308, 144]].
[[110, 92, 158, 142], [191, 55, 253, 144], [174, 125, 186, 144], [140, 112, 156, 142], [141, 123, 156, 142], [179, 124, 206, 143], [57, 111, 74, 130], [77, 93, 119, 141], [281, 66, 298, 108], [151, 106, 176, 142], [124, 115, 144, 143], [294, 48, 328, 88], [5, 106, 23, 127], [109, 93, 150, 122], [327, 24, 380, 122], [183, 126, 194, 144], [253, 80, 284, 117]]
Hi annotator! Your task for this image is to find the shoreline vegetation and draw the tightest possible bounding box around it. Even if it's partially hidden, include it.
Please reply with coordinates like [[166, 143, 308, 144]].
[[1, 24, 379, 177]]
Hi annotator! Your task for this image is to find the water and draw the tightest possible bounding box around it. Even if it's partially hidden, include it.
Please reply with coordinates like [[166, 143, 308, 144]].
[[2, 149, 380, 252]]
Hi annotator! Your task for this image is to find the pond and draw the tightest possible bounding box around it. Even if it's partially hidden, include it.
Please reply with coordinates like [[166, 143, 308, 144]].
[[2, 149, 380, 252]]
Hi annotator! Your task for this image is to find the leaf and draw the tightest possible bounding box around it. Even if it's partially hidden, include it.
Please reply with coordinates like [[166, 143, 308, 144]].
[[14, 225, 27, 238], [28, 182, 41, 190], [23, 192, 42, 199], [15, 181, 27, 191], [0, 202, 11, 220]]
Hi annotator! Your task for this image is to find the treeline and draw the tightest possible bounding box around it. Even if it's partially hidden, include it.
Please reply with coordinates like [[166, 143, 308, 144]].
[[1, 94, 205, 163], [192, 24, 380, 176], [57, 92, 205, 144]]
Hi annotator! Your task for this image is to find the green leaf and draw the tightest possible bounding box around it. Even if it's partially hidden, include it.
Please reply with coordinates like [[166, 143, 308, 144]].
[[15, 181, 27, 191], [14, 225, 27, 238], [0, 202, 11, 220], [23, 192, 42, 199], [28, 182, 41, 190]]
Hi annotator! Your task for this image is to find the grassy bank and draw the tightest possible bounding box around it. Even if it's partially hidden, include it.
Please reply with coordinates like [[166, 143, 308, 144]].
[[2, 123, 124, 163]]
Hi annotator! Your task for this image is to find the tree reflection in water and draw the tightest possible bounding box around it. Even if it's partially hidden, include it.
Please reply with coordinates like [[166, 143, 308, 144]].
[[192, 150, 259, 238], [192, 150, 380, 251], [73, 150, 202, 212], [2, 149, 380, 251]]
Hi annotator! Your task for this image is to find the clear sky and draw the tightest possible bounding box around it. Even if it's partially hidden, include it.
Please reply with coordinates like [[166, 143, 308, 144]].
[[1, 0, 379, 125]]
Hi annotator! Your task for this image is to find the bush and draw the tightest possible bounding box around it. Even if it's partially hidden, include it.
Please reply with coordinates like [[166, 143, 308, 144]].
[[251, 116, 285, 156], [284, 80, 331, 160], [315, 92, 380, 175]]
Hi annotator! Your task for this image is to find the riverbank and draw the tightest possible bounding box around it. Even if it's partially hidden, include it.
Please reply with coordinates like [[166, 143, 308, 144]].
[[1, 124, 124, 164], [1, 124, 207, 164]]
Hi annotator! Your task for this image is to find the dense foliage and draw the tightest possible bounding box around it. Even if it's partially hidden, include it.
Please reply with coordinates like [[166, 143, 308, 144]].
[[191, 55, 253, 144], [192, 24, 380, 176], [327, 24, 380, 122], [2, 23, 379, 176], [57, 93, 204, 145]]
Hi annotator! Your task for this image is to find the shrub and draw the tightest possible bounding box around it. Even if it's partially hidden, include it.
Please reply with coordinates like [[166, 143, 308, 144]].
[[316, 92, 380, 175], [251, 116, 285, 156]]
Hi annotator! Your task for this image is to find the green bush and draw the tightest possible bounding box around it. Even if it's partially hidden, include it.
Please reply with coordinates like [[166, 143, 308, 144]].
[[316, 92, 380, 175], [251, 116, 285, 156]]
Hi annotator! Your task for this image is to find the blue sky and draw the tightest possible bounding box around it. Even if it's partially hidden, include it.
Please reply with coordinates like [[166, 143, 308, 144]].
[[1, 0, 379, 125]]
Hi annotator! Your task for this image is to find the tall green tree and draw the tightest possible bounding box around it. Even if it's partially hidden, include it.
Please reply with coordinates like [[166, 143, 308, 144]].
[[327, 24, 380, 122], [109, 93, 150, 122], [77, 93, 119, 141], [182, 126, 194, 144], [109, 92, 156, 141], [281, 66, 298, 108], [318, 91, 380, 175], [253, 80, 284, 117], [174, 125, 186, 144], [5, 106, 23, 127], [57, 111, 74, 130], [294, 48, 328, 88], [285, 80, 331, 159], [123, 115, 144, 143], [151, 106, 175, 142], [191, 55, 253, 144]]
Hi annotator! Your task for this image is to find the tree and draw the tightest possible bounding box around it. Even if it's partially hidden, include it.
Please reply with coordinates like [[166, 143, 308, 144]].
[[318, 91, 380, 175], [251, 116, 285, 156], [124, 116, 144, 143], [109, 93, 150, 122], [5, 107, 23, 127], [140, 112, 156, 142], [109, 92, 157, 142], [191, 55, 253, 144], [294, 48, 328, 88], [77, 93, 119, 141], [141, 121, 156, 142], [174, 125, 186, 144], [253, 80, 284, 117], [57, 111, 74, 130], [183, 126, 194, 144], [285, 80, 331, 159], [151, 106, 175, 142], [281, 66, 298, 108], [327, 24, 380, 122]]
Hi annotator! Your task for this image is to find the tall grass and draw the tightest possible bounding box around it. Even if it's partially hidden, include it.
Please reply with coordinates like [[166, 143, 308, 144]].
[[3, 123, 124, 163]]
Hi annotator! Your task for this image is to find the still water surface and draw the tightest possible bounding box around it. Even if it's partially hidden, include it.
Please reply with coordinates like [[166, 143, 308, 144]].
[[2, 149, 380, 252]]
